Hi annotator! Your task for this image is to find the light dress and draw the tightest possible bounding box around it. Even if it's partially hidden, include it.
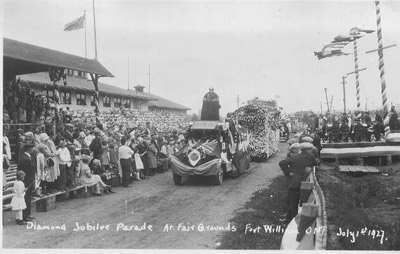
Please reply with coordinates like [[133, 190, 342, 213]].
[[77, 163, 103, 187], [10, 180, 26, 211]]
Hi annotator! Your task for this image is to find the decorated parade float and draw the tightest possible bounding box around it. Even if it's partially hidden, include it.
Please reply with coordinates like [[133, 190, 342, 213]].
[[170, 90, 280, 185]]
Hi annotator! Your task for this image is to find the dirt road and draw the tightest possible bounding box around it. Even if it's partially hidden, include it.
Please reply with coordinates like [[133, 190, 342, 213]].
[[2, 143, 286, 249]]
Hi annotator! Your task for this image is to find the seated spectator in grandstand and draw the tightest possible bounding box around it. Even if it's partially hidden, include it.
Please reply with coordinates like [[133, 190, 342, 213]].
[[89, 130, 102, 160], [77, 156, 111, 196]]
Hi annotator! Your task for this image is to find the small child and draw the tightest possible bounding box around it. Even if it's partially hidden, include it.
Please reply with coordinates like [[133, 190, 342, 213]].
[[11, 171, 28, 225], [134, 148, 144, 180]]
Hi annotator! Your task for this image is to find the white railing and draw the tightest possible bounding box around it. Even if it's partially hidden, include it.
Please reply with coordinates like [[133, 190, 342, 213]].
[[280, 166, 327, 250]]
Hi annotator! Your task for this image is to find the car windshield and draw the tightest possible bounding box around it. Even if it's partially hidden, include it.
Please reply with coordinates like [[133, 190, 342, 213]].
[[188, 129, 219, 141]]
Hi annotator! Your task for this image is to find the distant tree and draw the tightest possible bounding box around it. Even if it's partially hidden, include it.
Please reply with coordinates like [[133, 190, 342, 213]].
[[191, 113, 199, 121], [247, 97, 277, 112], [303, 113, 310, 123]]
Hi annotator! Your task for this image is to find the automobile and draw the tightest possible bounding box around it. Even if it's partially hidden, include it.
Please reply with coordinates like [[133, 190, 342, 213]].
[[170, 120, 251, 186]]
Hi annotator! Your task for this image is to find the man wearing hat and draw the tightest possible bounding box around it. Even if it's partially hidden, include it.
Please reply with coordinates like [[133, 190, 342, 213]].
[[89, 130, 103, 160], [18, 140, 36, 222], [278, 142, 318, 223], [63, 123, 74, 144]]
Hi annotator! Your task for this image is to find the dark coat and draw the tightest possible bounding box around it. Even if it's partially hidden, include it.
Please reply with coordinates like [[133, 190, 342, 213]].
[[279, 152, 318, 189], [89, 137, 102, 160], [18, 153, 35, 188]]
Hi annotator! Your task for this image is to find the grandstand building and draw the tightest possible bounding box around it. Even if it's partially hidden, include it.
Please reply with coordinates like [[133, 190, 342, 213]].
[[7, 38, 189, 116]]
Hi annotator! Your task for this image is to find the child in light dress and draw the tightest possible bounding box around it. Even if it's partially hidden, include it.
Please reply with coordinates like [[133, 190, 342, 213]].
[[11, 171, 28, 225]]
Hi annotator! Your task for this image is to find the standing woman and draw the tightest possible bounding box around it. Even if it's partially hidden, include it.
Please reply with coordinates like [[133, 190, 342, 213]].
[[147, 134, 158, 176], [39, 133, 59, 193], [137, 136, 149, 176]]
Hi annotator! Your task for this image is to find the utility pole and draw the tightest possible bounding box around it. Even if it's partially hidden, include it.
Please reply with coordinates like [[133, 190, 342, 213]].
[[320, 102, 323, 115], [341, 76, 347, 113], [127, 57, 130, 90], [148, 64, 151, 94], [236, 95, 240, 109], [92, 0, 98, 59], [324, 88, 330, 113], [365, 98, 368, 111]]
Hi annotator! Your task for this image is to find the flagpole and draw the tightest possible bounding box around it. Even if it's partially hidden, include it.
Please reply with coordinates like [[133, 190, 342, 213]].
[[84, 10, 87, 58], [92, 0, 98, 59]]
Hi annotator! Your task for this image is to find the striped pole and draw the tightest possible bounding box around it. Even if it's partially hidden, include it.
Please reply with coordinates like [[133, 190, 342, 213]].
[[353, 39, 361, 110], [375, 1, 388, 117]]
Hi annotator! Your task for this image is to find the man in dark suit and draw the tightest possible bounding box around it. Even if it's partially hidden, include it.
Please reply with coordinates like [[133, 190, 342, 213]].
[[89, 130, 102, 160], [18, 140, 36, 221], [279, 142, 318, 223], [63, 123, 74, 144]]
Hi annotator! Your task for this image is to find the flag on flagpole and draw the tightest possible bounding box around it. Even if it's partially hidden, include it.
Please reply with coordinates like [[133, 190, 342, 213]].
[[64, 15, 85, 31], [349, 27, 375, 35]]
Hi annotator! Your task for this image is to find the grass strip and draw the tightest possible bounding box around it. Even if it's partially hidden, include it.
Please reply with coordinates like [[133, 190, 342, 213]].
[[217, 175, 288, 249]]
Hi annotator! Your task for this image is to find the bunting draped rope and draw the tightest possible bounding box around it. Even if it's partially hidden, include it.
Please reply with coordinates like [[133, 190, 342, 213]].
[[375, 0, 388, 117]]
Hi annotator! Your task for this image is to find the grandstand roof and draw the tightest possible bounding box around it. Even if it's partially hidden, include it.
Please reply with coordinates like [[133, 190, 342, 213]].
[[147, 93, 191, 111], [4, 38, 113, 77], [18, 72, 151, 100]]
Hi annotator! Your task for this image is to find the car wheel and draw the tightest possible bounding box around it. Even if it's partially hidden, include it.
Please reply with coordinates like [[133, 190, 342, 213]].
[[173, 174, 182, 185], [214, 168, 223, 185]]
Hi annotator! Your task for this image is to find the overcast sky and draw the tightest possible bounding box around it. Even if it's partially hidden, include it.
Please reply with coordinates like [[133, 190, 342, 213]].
[[2, 0, 400, 115]]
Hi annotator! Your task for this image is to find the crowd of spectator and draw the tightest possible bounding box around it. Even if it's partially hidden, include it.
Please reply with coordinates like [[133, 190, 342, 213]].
[[300, 106, 400, 143], [3, 106, 190, 224]]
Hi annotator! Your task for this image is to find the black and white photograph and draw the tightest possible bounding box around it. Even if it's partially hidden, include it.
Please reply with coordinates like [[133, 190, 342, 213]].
[[1, 0, 400, 251]]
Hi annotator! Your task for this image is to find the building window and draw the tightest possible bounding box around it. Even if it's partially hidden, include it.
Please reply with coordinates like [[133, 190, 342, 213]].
[[60, 91, 71, 104], [114, 97, 121, 108], [91, 95, 96, 106], [103, 95, 110, 107], [41, 89, 54, 102], [76, 93, 86, 105], [133, 100, 141, 110], [123, 98, 131, 108]]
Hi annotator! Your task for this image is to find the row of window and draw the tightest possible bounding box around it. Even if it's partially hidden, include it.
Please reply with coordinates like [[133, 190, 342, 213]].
[[41, 89, 137, 108], [64, 69, 86, 78]]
